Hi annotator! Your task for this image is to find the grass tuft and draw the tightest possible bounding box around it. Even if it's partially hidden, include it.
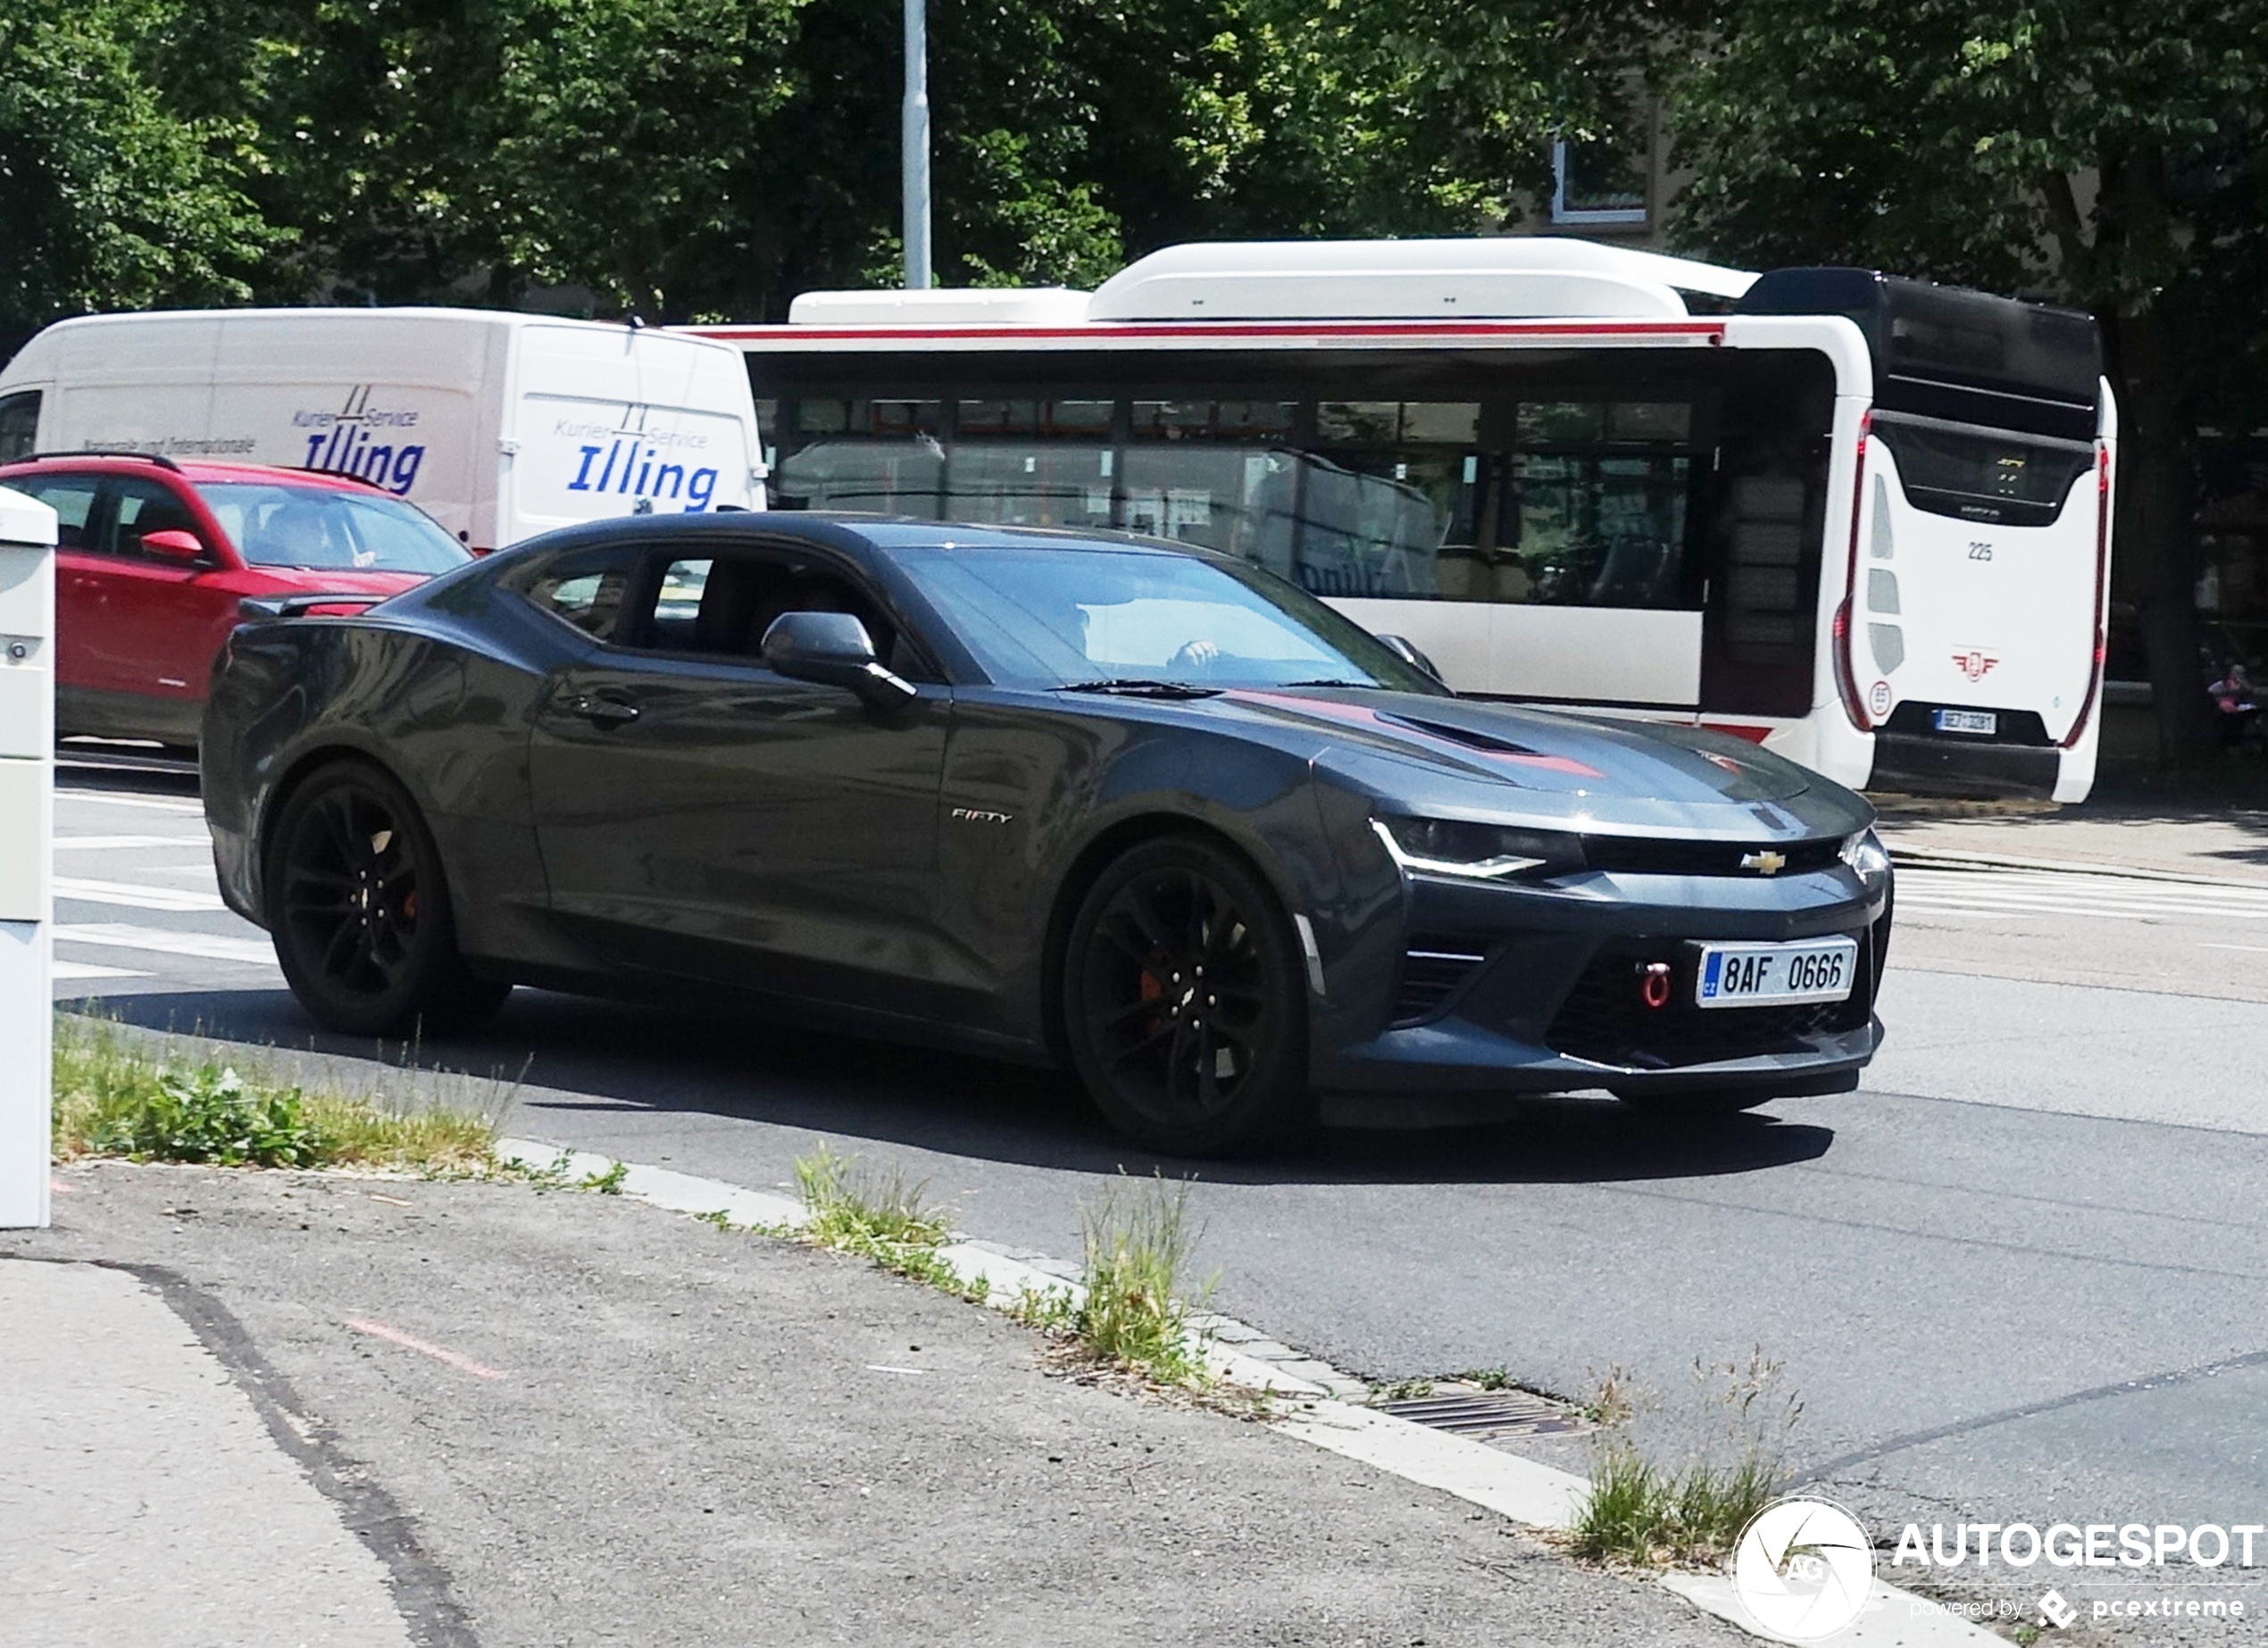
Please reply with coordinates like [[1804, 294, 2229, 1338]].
[[1565, 1349, 1799, 1568], [1065, 1176, 1212, 1384], [788, 1144, 987, 1301], [54, 1011, 500, 1175]]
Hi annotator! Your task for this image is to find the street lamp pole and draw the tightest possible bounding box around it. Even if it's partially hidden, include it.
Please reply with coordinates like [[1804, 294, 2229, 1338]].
[[902, 0, 931, 290]]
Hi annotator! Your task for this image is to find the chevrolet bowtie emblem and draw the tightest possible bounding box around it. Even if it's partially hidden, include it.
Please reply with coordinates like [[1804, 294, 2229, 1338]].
[[1740, 850, 1787, 876]]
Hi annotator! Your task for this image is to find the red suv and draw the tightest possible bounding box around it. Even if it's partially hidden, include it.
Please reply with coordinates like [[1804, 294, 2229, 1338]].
[[0, 453, 471, 752]]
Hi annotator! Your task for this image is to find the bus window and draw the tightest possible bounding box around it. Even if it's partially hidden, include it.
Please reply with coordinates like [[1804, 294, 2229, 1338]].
[[1501, 401, 1696, 611], [1119, 399, 1301, 570], [773, 398, 944, 512], [942, 398, 1115, 531], [1305, 401, 1482, 599]]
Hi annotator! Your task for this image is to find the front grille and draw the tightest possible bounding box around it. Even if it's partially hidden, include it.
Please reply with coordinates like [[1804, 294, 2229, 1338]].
[[1582, 836, 1845, 878], [1545, 935, 1873, 1070], [1391, 935, 1488, 1027]]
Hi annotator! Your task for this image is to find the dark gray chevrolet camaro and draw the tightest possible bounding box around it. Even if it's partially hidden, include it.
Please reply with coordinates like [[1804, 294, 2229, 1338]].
[[202, 513, 1891, 1153]]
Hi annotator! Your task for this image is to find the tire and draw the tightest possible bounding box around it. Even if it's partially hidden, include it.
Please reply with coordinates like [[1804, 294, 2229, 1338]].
[[264, 760, 512, 1038], [1061, 834, 1310, 1155]]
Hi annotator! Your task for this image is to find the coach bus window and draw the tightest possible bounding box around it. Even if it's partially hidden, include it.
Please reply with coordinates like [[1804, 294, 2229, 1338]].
[[1119, 399, 1301, 568], [772, 398, 945, 513], [1304, 401, 1482, 598], [942, 398, 1116, 531], [1501, 400, 1696, 610]]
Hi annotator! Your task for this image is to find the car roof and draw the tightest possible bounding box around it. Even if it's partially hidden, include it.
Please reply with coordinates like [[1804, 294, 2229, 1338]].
[[0, 454, 390, 495]]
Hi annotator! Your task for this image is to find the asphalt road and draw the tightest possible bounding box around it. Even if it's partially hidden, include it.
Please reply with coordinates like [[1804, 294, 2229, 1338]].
[[49, 763, 2268, 1627]]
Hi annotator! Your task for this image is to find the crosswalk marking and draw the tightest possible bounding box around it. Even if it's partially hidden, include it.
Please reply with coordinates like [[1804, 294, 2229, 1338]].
[[52, 835, 210, 851], [54, 923, 277, 967], [53, 876, 229, 913], [1896, 866, 2268, 928], [55, 789, 204, 815], [52, 960, 153, 981]]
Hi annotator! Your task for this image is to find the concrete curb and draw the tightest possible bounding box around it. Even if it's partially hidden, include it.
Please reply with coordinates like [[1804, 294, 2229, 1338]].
[[1889, 844, 2268, 889], [493, 1136, 2002, 1647]]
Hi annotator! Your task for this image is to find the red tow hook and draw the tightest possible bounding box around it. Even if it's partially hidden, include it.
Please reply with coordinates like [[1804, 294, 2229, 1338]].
[[1639, 962, 1672, 1011]]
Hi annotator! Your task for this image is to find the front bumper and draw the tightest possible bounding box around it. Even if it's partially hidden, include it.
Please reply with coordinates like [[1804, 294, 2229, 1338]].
[[1311, 866, 1892, 1099]]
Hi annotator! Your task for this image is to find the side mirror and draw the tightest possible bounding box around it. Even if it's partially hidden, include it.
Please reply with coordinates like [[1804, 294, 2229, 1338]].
[[760, 610, 918, 711], [1376, 633, 1444, 683], [141, 529, 207, 567]]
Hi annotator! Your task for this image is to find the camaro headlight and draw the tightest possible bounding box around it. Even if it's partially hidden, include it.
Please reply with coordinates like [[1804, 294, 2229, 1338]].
[[1839, 828, 1893, 886], [1372, 815, 1586, 882]]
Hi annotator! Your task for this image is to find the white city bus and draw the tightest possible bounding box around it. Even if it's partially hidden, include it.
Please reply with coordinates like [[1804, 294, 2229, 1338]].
[[691, 238, 2115, 801]]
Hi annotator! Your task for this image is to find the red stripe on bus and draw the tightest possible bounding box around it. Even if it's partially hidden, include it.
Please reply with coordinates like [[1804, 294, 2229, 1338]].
[[1700, 723, 1774, 743], [688, 320, 1729, 345]]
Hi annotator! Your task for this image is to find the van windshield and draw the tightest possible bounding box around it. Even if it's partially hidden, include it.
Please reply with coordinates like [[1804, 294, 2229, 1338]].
[[200, 483, 470, 575]]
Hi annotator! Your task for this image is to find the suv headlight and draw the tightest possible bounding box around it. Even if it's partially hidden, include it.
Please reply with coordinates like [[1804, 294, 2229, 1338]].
[[1839, 828, 1892, 887], [1372, 815, 1586, 882]]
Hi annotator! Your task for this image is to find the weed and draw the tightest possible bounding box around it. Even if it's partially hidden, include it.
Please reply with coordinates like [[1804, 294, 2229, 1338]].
[[1467, 1365, 1513, 1392], [1377, 1377, 1437, 1402], [1565, 1349, 1799, 1569], [783, 1145, 987, 1301], [1065, 1176, 1212, 1384], [1008, 1283, 1076, 1331], [579, 1159, 630, 1195], [54, 1012, 496, 1174]]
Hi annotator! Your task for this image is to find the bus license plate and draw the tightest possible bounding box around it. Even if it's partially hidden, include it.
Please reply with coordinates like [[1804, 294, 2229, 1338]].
[[1696, 938, 1859, 1009], [1933, 708, 1997, 736]]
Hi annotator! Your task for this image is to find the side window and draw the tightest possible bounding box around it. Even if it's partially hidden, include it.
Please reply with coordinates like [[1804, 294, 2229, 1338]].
[[0, 391, 40, 462], [105, 476, 205, 560], [9, 474, 98, 550], [628, 551, 912, 672], [523, 562, 633, 641]]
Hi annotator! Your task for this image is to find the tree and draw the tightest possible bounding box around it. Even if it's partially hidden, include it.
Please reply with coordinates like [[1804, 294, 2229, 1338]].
[[0, 0, 279, 352], [1663, 0, 2268, 759]]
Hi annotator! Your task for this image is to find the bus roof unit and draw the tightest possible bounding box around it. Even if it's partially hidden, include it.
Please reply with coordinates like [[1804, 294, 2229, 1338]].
[[782, 237, 1762, 329], [1086, 237, 1757, 321]]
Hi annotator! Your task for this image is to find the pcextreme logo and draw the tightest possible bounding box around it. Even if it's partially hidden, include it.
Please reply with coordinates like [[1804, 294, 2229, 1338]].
[[1732, 1497, 1877, 1641], [1951, 649, 1999, 683]]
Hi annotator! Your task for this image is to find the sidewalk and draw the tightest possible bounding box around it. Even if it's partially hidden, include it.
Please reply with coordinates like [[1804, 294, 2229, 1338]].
[[1874, 798, 2268, 885], [3, 1161, 1742, 1648]]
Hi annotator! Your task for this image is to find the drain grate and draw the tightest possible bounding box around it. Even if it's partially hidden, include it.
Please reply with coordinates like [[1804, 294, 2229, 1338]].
[[1380, 1389, 1587, 1439]]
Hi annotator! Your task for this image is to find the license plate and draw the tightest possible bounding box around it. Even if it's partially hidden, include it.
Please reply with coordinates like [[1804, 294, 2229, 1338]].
[[1696, 938, 1859, 1009], [1933, 708, 1997, 736]]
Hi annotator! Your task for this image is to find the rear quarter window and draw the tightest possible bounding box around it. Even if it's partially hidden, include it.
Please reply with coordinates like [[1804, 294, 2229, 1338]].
[[8, 474, 98, 549], [523, 566, 631, 641]]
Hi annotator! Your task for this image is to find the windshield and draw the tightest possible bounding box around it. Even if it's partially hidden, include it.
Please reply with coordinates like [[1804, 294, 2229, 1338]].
[[199, 482, 470, 575], [889, 539, 1445, 693]]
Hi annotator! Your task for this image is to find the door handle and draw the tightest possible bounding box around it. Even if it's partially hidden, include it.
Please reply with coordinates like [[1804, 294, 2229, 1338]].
[[557, 692, 641, 726]]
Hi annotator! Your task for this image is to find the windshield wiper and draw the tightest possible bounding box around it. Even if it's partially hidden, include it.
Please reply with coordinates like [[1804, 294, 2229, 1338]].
[[1273, 678, 1372, 689], [1055, 678, 1222, 699]]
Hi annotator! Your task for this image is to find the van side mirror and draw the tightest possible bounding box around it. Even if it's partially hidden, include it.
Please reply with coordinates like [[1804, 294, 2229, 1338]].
[[760, 611, 917, 711], [1376, 633, 1444, 683], [141, 529, 207, 567]]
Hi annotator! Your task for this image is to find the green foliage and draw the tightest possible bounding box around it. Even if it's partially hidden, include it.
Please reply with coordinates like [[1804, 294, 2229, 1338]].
[[0, 0, 279, 345], [54, 1011, 501, 1173], [80, 1061, 329, 1169], [1566, 1350, 1800, 1567], [578, 1157, 630, 1194], [788, 1144, 989, 1298], [1068, 1176, 1212, 1384]]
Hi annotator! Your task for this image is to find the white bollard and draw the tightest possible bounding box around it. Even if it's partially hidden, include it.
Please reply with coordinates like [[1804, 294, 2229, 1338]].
[[0, 484, 56, 1228]]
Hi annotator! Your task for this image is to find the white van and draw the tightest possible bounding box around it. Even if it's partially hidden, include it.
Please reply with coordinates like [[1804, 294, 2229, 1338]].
[[0, 308, 767, 550]]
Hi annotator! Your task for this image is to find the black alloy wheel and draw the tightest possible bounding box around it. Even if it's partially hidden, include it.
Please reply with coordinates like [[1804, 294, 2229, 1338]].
[[1063, 836, 1308, 1154], [266, 762, 511, 1037]]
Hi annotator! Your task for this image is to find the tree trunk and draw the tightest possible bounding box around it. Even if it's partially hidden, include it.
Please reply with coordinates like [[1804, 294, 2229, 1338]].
[[2105, 304, 2218, 764]]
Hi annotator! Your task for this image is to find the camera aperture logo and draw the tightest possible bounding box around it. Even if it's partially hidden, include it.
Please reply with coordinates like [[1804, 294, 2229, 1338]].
[[1733, 1497, 1876, 1641]]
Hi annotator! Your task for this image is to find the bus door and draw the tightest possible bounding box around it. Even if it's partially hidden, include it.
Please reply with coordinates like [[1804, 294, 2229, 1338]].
[[1696, 353, 1839, 727]]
